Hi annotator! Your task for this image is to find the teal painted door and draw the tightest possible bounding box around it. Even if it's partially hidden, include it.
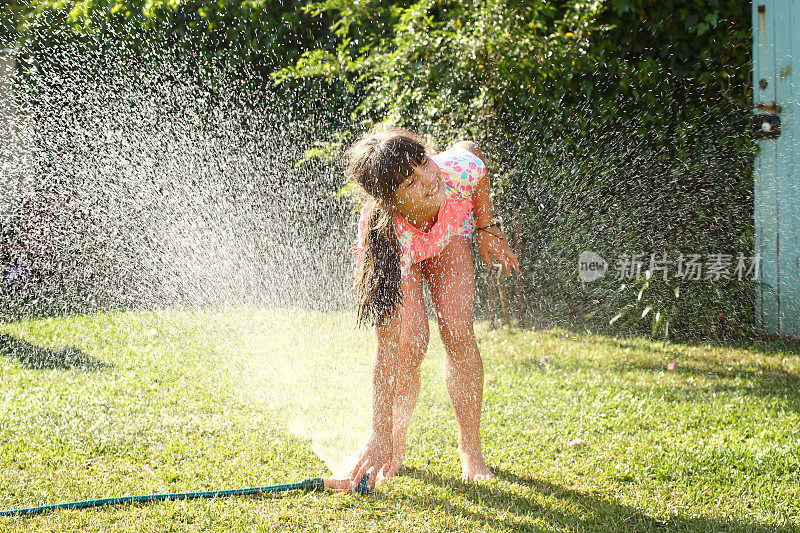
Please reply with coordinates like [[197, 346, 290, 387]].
[[753, 0, 800, 338]]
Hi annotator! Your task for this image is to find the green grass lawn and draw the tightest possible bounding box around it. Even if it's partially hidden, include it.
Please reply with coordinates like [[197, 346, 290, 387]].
[[0, 306, 798, 532]]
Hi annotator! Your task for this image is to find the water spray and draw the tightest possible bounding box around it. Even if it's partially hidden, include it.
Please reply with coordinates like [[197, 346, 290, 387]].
[[0, 36, 378, 522], [0, 474, 371, 518]]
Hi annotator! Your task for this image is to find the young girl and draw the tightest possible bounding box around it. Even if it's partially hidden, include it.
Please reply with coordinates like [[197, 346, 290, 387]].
[[345, 127, 519, 491]]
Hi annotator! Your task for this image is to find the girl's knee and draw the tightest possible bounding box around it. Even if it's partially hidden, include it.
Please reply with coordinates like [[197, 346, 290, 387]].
[[402, 303, 429, 345], [400, 329, 429, 366], [439, 319, 475, 345], [440, 324, 482, 363], [400, 313, 429, 366]]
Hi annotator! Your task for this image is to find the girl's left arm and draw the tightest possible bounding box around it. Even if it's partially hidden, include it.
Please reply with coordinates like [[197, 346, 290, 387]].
[[452, 141, 520, 277]]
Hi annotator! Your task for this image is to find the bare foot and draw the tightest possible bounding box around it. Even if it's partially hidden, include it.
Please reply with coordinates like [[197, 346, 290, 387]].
[[458, 449, 496, 481]]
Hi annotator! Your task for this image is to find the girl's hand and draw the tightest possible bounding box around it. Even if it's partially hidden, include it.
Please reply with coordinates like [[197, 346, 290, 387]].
[[476, 227, 520, 277], [350, 429, 393, 490]]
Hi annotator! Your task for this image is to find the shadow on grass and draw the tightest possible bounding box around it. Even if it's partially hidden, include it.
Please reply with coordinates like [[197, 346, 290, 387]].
[[394, 465, 792, 532], [506, 322, 800, 412], [612, 357, 800, 391], [0, 334, 109, 371], [580, 324, 800, 358], [517, 308, 800, 354]]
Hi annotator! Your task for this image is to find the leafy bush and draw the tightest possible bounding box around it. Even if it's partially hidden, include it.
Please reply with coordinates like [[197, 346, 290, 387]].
[[16, 0, 329, 72], [5, 0, 756, 339], [278, 0, 755, 340]]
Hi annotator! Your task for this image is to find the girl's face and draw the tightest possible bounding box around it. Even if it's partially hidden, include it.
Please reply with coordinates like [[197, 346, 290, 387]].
[[393, 155, 447, 227]]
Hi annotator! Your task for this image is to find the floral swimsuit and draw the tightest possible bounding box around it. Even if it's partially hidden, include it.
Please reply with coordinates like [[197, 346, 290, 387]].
[[349, 145, 486, 279]]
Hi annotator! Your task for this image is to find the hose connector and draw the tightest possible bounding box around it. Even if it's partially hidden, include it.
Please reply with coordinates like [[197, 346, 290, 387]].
[[354, 474, 371, 494], [300, 478, 326, 492]]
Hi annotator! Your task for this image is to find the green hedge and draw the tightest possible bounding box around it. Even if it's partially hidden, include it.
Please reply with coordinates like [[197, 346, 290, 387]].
[[6, 0, 757, 340], [278, 0, 755, 340], [16, 0, 329, 70]]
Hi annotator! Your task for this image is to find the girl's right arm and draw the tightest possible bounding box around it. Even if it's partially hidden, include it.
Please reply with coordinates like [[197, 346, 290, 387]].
[[350, 304, 402, 489], [372, 304, 402, 436]]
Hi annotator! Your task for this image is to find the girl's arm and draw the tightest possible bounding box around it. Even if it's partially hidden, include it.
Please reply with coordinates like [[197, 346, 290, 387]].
[[371, 306, 401, 435], [452, 140, 520, 276], [350, 304, 401, 488], [450, 141, 492, 228]]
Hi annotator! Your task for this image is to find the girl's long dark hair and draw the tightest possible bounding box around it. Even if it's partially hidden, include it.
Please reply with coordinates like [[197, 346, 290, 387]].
[[346, 128, 428, 327]]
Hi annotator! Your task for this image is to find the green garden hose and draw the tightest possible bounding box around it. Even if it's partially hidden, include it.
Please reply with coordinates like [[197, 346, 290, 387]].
[[0, 475, 370, 518]]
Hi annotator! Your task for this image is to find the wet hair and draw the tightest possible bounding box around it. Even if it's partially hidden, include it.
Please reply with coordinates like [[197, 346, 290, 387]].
[[346, 127, 428, 327]]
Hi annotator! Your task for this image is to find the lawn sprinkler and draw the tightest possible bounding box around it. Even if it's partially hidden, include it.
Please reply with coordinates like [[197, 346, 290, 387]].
[[0, 474, 371, 518]]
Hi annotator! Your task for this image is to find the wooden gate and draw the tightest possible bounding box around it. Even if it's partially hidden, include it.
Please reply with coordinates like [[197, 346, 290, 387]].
[[753, 0, 800, 338]]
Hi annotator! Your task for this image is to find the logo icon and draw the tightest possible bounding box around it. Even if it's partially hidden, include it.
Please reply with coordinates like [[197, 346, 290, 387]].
[[578, 251, 607, 282]]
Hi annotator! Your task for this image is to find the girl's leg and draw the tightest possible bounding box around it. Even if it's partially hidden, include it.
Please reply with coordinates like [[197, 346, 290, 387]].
[[388, 261, 430, 476], [422, 235, 495, 480]]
